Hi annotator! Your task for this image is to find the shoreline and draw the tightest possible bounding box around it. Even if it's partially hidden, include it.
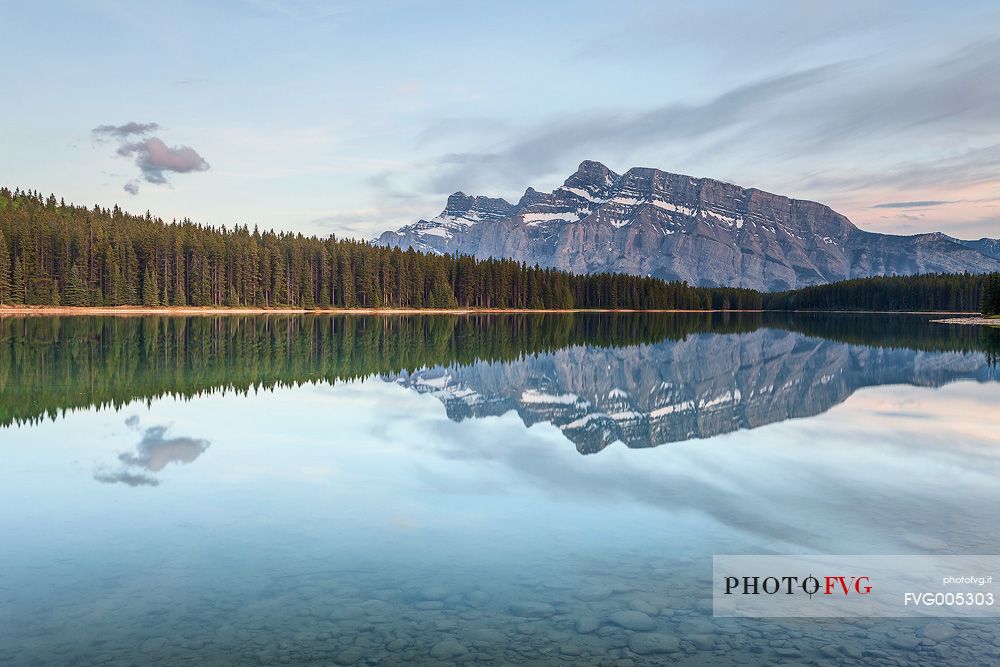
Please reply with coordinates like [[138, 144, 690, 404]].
[[0, 306, 760, 317], [0, 306, 984, 317], [930, 316, 1000, 327]]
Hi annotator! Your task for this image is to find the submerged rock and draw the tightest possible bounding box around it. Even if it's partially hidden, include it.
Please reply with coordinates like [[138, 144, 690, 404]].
[[414, 601, 444, 610], [333, 647, 364, 665], [608, 610, 657, 632], [628, 599, 658, 615], [628, 633, 680, 655], [575, 585, 614, 601], [920, 623, 957, 644], [574, 615, 602, 634], [507, 601, 556, 618], [889, 634, 922, 651], [429, 639, 468, 659], [417, 586, 449, 601]]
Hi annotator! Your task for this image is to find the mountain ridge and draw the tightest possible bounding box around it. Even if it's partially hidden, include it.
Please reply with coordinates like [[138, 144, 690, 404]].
[[376, 160, 1000, 291]]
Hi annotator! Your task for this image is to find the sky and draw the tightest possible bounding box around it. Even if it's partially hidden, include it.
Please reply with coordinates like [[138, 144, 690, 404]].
[[1, 0, 998, 240]]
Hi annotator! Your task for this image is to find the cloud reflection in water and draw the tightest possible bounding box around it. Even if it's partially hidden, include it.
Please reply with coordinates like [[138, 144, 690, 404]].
[[94, 421, 210, 487]]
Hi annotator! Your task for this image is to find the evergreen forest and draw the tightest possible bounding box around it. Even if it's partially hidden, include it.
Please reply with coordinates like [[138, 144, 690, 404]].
[[1, 187, 996, 314]]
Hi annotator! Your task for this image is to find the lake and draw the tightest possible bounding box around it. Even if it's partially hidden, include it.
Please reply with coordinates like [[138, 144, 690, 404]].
[[1, 313, 999, 666]]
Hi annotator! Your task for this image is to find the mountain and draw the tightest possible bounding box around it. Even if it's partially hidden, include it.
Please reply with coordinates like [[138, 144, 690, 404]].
[[375, 160, 1000, 291], [392, 326, 995, 454], [957, 237, 1000, 261]]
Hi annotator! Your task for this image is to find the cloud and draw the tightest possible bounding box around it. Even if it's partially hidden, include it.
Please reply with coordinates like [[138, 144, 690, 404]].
[[870, 200, 954, 209], [92, 121, 160, 139], [93, 423, 210, 487], [92, 121, 210, 195], [419, 64, 844, 196], [312, 202, 436, 239], [806, 143, 1000, 193], [94, 470, 161, 487], [118, 425, 210, 472], [371, 36, 1000, 239], [116, 137, 210, 185]]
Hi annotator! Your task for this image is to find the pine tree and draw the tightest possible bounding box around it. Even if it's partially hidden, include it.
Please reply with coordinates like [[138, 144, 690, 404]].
[[11, 257, 25, 305], [143, 267, 160, 306], [339, 253, 356, 308], [429, 266, 457, 308], [123, 243, 139, 304], [983, 273, 1000, 317], [190, 250, 212, 306], [0, 229, 10, 304], [64, 264, 87, 306], [104, 244, 123, 305], [172, 236, 187, 306]]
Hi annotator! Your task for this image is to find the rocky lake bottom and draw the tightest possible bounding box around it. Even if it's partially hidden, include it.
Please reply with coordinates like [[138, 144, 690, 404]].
[[2, 314, 1000, 665], [5, 553, 998, 666]]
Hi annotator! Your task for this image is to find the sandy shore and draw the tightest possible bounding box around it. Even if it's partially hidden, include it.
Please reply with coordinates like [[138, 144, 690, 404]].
[[0, 306, 983, 318], [930, 316, 1000, 326], [0, 306, 755, 317]]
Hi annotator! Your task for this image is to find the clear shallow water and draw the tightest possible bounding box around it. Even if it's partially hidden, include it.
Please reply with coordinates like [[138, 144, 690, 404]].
[[1, 314, 999, 666]]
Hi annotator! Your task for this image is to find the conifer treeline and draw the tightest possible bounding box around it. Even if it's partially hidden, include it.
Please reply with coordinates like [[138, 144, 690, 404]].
[[2, 187, 996, 313], [0, 188, 761, 310], [982, 273, 1000, 317], [764, 273, 994, 313]]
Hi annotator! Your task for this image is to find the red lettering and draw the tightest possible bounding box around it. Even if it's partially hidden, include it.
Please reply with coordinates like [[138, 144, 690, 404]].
[[824, 576, 846, 595], [823, 575, 872, 595]]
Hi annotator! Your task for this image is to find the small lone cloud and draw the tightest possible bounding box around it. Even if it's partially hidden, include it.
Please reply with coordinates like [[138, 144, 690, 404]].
[[92, 121, 209, 195], [93, 122, 161, 139], [119, 425, 210, 472], [870, 200, 954, 209], [94, 424, 210, 488], [94, 470, 161, 487], [116, 137, 210, 186]]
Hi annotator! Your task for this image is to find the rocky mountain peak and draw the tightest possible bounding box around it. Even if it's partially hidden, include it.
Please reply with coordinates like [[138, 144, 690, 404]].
[[564, 160, 620, 191], [517, 187, 546, 209], [615, 165, 668, 195], [440, 191, 516, 222], [375, 160, 1000, 290]]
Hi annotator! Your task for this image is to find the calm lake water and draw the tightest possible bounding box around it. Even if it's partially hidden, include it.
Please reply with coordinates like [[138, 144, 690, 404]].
[[1, 313, 999, 666]]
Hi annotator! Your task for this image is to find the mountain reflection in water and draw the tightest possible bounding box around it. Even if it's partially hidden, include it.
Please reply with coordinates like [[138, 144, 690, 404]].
[[1, 313, 996, 453], [395, 325, 995, 453]]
